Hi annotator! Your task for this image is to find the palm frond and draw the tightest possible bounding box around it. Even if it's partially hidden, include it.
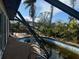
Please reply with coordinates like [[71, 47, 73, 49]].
[[23, 0, 30, 4], [24, 0, 36, 4], [24, 0, 32, 8], [25, 4, 31, 8]]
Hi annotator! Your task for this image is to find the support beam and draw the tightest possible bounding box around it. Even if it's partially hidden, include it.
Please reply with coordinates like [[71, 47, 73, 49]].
[[16, 11, 50, 59], [45, 0, 79, 20]]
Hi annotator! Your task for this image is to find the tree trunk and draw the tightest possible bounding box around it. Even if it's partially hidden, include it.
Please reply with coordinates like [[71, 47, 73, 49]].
[[50, 6, 53, 26], [29, 3, 35, 28]]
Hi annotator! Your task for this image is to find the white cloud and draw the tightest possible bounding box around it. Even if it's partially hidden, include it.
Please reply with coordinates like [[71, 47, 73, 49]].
[[24, 16, 39, 22], [35, 18, 40, 22], [21, 0, 25, 3], [24, 16, 32, 21]]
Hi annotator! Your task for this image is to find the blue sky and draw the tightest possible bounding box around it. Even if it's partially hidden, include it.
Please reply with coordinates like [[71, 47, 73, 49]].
[[18, 0, 79, 23]]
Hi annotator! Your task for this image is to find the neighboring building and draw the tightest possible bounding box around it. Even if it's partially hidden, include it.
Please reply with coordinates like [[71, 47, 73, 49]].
[[0, 0, 21, 59]]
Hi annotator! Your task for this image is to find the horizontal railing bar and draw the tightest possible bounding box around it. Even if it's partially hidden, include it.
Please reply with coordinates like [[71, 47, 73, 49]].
[[44, 38, 79, 55]]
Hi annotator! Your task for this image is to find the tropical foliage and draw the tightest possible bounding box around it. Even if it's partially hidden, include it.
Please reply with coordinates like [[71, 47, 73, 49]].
[[37, 12, 79, 43]]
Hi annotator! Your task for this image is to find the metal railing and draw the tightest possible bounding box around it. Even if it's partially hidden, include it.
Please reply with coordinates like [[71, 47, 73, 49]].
[[44, 37, 79, 55]]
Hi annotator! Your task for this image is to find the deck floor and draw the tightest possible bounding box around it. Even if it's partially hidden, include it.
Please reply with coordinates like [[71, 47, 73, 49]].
[[2, 37, 39, 59]]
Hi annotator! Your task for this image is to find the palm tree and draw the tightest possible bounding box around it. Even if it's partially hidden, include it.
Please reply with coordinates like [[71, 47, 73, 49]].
[[24, 0, 36, 28]]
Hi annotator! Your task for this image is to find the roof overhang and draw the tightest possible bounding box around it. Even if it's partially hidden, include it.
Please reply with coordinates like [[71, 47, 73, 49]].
[[3, 0, 21, 19]]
